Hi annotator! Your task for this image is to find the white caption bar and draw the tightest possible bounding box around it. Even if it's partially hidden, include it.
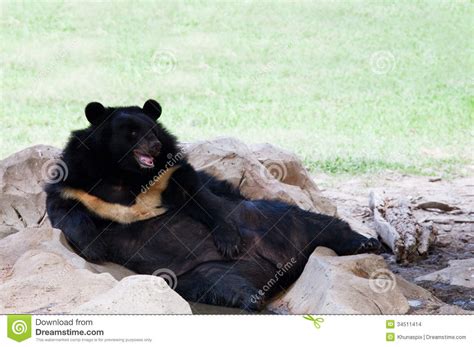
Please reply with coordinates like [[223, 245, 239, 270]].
[[1, 314, 472, 346]]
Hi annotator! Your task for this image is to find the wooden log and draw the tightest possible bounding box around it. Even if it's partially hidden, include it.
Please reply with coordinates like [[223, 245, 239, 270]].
[[369, 192, 437, 263]]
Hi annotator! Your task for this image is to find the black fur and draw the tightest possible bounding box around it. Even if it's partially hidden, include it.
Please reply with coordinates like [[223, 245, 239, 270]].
[[45, 100, 380, 311]]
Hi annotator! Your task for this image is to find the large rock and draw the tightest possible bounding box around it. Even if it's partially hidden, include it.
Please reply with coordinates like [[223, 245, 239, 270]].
[[185, 138, 337, 216], [415, 258, 474, 289], [268, 247, 472, 314], [0, 145, 60, 233], [267, 247, 470, 314], [0, 227, 190, 314], [0, 227, 85, 282], [75, 276, 192, 314], [268, 247, 410, 314], [0, 250, 117, 313]]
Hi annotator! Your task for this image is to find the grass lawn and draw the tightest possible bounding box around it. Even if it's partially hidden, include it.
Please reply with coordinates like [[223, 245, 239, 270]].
[[1, 0, 472, 175]]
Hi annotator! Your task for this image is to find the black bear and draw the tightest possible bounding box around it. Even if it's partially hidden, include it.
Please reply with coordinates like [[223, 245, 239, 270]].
[[45, 100, 380, 311]]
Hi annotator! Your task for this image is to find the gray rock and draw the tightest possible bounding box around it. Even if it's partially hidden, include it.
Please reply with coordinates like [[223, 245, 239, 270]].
[[0, 227, 191, 314], [0, 250, 117, 313], [185, 138, 337, 216], [416, 258, 474, 289], [0, 145, 60, 233], [268, 246, 410, 314], [75, 276, 192, 314]]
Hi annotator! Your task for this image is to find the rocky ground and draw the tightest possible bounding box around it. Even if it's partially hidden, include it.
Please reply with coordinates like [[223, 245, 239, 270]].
[[0, 141, 472, 314], [316, 173, 474, 311]]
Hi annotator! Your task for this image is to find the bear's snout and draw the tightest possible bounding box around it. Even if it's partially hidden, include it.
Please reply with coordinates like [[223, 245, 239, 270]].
[[147, 140, 162, 157], [137, 134, 162, 157]]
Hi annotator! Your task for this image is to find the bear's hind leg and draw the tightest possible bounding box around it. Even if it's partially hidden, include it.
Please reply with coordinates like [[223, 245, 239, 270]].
[[175, 264, 263, 312], [303, 213, 381, 256]]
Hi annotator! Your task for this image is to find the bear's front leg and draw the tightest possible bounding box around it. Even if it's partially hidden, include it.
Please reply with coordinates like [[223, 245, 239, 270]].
[[45, 188, 108, 262], [194, 189, 242, 258], [162, 163, 242, 258]]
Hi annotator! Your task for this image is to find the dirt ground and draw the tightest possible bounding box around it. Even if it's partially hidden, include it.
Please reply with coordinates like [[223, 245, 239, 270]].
[[315, 172, 474, 311]]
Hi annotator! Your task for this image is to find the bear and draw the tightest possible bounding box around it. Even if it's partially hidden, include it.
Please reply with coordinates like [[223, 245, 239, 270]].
[[45, 100, 380, 311], [47, 100, 243, 258]]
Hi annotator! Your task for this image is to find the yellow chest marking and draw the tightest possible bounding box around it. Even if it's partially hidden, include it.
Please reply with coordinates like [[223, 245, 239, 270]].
[[61, 166, 180, 224]]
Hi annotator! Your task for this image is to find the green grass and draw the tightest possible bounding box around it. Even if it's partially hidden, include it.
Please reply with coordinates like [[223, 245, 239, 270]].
[[1, 0, 473, 175]]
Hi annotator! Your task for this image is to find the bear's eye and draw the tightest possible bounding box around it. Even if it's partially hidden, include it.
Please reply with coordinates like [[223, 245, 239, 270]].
[[131, 131, 137, 137]]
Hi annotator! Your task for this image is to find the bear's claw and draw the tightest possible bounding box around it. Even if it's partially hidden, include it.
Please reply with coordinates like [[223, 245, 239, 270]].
[[359, 237, 381, 253], [213, 225, 242, 258]]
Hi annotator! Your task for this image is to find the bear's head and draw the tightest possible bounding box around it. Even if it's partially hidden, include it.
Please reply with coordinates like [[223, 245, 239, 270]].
[[83, 99, 178, 174]]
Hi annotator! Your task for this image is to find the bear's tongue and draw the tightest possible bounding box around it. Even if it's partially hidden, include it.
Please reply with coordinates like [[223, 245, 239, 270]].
[[136, 153, 154, 168]]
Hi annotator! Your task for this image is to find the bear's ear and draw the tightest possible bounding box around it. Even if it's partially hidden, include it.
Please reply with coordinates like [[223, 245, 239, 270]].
[[143, 99, 162, 120], [85, 102, 106, 125]]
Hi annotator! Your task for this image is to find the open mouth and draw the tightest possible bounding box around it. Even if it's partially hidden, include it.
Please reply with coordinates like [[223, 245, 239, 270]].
[[133, 150, 155, 169]]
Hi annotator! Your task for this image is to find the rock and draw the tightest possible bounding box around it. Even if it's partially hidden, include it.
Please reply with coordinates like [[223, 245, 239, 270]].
[[407, 299, 423, 308], [75, 276, 192, 314], [185, 138, 337, 216], [415, 258, 474, 288], [249, 143, 336, 215], [0, 145, 60, 232], [313, 246, 338, 257], [0, 226, 137, 282], [88, 262, 136, 281], [268, 247, 410, 314], [435, 304, 473, 314], [0, 227, 110, 314], [395, 275, 441, 304], [0, 228, 191, 314], [0, 250, 117, 313], [0, 225, 19, 240], [0, 227, 92, 274], [268, 248, 470, 314], [392, 275, 449, 313]]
